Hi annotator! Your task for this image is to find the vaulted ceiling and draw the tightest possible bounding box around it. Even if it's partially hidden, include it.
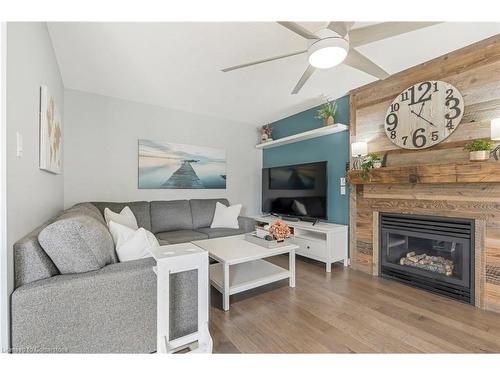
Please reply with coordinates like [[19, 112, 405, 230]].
[[47, 22, 500, 125]]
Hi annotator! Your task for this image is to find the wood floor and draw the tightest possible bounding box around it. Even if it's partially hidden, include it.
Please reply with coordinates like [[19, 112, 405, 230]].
[[209, 255, 500, 353]]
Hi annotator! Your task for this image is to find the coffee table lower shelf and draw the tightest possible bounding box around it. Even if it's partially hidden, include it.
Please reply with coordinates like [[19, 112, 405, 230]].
[[210, 259, 290, 296]]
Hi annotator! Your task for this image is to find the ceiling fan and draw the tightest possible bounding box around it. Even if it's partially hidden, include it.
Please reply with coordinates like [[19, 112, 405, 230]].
[[221, 22, 440, 94]]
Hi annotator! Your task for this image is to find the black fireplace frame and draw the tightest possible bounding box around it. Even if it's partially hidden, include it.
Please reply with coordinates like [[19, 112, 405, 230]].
[[378, 212, 475, 304]]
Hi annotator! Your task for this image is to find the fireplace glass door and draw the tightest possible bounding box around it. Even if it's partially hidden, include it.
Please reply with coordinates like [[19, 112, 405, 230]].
[[379, 213, 474, 303], [381, 230, 470, 288]]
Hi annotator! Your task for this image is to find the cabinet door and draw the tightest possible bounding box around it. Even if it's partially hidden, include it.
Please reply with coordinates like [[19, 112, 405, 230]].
[[306, 240, 327, 260], [293, 236, 327, 261], [292, 236, 310, 257]]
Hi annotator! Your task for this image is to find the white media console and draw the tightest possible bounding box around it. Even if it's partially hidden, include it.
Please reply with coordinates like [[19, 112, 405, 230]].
[[249, 215, 349, 272]]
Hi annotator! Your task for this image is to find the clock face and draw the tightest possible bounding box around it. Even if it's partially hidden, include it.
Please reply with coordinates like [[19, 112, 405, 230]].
[[384, 80, 464, 150]]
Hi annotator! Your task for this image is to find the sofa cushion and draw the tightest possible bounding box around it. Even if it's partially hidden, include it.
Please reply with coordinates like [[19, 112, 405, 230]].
[[104, 206, 138, 229], [65, 203, 106, 225], [155, 230, 208, 244], [14, 219, 60, 288], [190, 198, 229, 229], [92, 201, 151, 231], [210, 202, 242, 229], [38, 213, 116, 274], [196, 227, 245, 239], [109, 221, 159, 262], [150, 200, 192, 233]]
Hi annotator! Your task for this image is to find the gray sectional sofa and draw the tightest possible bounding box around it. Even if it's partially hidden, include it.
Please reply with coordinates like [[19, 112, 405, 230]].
[[11, 198, 254, 353]]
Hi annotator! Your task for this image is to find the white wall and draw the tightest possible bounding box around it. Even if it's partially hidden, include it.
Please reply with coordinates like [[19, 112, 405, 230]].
[[4, 23, 64, 350], [64, 89, 261, 216], [1, 22, 8, 353]]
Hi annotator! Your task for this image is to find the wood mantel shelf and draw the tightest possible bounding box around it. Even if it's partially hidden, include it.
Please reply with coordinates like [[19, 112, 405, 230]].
[[348, 161, 500, 185]]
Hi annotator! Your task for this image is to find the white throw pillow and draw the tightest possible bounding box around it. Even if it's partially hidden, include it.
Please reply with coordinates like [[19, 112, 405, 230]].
[[210, 202, 242, 229], [104, 206, 138, 230], [108, 221, 159, 262]]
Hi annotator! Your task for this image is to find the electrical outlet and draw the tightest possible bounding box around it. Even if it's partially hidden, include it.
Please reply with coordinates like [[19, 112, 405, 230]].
[[340, 186, 346, 195], [340, 177, 346, 186]]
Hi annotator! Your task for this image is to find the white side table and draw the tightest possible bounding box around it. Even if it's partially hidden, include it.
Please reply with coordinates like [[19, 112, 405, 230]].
[[151, 243, 212, 354]]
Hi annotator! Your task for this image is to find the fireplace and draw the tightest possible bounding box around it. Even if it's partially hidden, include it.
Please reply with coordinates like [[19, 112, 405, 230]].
[[379, 213, 475, 304]]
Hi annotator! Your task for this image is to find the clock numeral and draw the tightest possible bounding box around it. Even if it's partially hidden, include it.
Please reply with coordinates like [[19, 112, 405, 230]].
[[402, 136, 408, 146], [390, 131, 396, 139], [409, 81, 433, 105], [386, 113, 398, 131], [401, 91, 409, 102], [390, 103, 400, 112], [445, 88, 454, 100], [433, 82, 438, 92], [412, 128, 427, 148], [431, 131, 439, 142], [446, 119, 455, 130], [445, 88, 462, 120]]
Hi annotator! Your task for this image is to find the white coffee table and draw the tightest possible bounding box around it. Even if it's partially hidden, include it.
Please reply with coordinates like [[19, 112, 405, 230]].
[[193, 234, 298, 311]]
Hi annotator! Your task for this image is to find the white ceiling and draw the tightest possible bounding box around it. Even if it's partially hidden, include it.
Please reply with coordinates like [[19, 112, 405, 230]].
[[47, 22, 500, 125]]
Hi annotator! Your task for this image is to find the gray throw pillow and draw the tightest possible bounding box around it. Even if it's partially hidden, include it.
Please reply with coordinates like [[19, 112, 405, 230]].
[[38, 213, 115, 274]]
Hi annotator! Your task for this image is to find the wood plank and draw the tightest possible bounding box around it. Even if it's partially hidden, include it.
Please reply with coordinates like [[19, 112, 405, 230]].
[[363, 183, 500, 203], [348, 161, 500, 185]]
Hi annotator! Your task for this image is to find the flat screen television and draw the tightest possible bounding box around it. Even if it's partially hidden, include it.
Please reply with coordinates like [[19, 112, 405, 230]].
[[262, 161, 327, 220]]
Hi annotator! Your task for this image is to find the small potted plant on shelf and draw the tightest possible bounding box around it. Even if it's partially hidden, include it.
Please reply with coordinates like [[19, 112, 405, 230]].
[[368, 153, 382, 168], [360, 157, 374, 180], [260, 124, 273, 143], [316, 99, 337, 126], [464, 140, 494, 161]]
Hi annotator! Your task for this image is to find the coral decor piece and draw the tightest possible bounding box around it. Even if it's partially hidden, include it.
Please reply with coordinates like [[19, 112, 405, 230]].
[[268, 220, 291, 241]]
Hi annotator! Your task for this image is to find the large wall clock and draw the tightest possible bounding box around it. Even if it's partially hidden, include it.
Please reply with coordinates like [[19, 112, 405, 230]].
[[384, 80, 464, 149]]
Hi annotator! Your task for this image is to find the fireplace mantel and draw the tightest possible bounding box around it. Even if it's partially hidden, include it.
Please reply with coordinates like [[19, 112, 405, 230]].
[[348, 161, 500, 185]]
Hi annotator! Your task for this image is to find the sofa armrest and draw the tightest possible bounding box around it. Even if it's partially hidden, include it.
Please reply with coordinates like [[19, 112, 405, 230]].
[[238, 216, 256, 233], [11, 257, 197, 353]]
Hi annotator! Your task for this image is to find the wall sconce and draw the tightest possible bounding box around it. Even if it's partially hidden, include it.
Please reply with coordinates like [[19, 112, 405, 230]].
[[491, 119, 500, 160], [351, 141, 368, 170]]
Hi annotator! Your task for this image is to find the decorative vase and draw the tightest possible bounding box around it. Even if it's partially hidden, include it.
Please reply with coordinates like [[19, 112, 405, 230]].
[[261, 133, 268, 143], [326, 116, 334, 126], [469, 150, 490, 161], [373, 160, 382, 168]]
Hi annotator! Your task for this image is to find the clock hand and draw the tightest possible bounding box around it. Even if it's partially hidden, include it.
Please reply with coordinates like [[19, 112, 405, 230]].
[[410, 109, 436, 127], [418, 102, 425, 116]]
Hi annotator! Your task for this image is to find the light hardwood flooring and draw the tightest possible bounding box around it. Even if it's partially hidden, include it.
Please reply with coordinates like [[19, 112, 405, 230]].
[[209, 255, 500, 353]]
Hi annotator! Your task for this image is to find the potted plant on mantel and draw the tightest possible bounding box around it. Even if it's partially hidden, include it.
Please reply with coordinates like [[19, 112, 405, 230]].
[[464, 140, 494, 161], [359, 153, 383, 180], [316, 99, 337, 126], [369, 153, 382, 168]]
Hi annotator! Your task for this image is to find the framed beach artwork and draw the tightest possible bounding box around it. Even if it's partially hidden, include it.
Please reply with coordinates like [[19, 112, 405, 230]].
[[138, 140, 227, 189], [39, 86, 62, 174]]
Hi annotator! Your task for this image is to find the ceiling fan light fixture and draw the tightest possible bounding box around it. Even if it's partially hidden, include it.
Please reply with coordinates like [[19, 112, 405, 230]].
[[308, 37, 348, 69]]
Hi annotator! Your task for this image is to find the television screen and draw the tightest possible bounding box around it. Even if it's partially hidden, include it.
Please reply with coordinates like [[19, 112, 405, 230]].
[[262, 161, 327, 220]]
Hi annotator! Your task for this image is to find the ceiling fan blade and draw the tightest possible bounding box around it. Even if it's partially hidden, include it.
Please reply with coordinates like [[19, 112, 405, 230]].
[[349, 22, 441, 47], [344, 49, 389, 80], [291, 65, 316, 95], [221, 50, 307, 72], [277, 22, 319, 40], [327, 22, 355, 37]]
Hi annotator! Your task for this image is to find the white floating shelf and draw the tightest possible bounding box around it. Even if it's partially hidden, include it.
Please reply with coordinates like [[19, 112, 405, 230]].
[[255, 123, 348, 149]]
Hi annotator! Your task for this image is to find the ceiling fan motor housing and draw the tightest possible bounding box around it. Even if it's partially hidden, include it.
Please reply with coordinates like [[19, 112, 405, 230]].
[[308, 32, 349, 69]]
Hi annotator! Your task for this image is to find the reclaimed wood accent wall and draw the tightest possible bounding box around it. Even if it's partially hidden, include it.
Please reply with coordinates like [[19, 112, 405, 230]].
[[349, 35, 500, 313]]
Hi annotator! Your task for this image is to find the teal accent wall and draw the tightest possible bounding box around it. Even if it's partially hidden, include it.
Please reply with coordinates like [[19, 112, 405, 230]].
[[263, 95, 349, 225]]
